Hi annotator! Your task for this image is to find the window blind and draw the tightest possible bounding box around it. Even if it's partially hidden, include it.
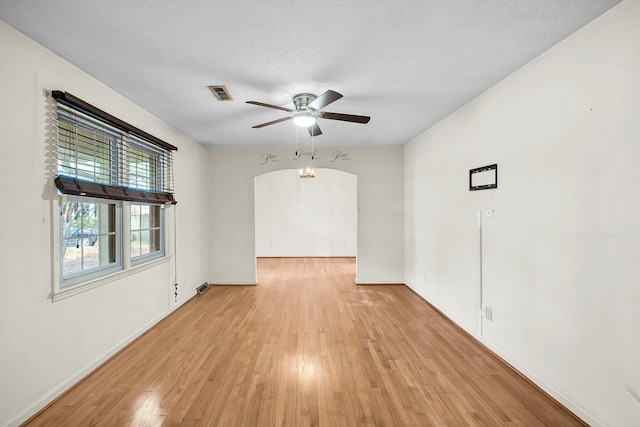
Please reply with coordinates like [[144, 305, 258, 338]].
[[53, 92, 176, 204]]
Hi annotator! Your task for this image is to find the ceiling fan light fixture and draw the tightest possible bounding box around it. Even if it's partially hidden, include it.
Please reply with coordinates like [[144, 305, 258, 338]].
[[292, 112, 317, 128]]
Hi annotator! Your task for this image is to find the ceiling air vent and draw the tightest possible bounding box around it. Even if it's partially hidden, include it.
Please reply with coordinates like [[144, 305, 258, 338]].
[[208, 85, 233, 101]]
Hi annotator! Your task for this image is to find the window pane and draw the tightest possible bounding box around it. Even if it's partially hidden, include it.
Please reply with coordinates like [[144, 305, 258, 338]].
[[150, 229, 161, 252], [130, 203, 163, 263], [82, 244, 99, 270], [131, 231, 141, 257], [62, 244, 83, 277], [140, 230, 150, 255], [61, 199, 119, 287], [141, 205, 150, 228], [128, 144, 159, 191], [57, 119, 115, 184], [107, 204, 116, 233], [130, 204, 141, 230], [106, 234, 117, 264], [150, 205, 160, 227]]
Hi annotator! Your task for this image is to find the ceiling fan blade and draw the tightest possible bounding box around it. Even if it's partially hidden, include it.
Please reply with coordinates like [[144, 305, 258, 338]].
[[319, 111, 371, 124], [308, 123, 322, 136], [308, 90, 343, 110], [252, 116, 292, 128], [246, 101, 294, 113]]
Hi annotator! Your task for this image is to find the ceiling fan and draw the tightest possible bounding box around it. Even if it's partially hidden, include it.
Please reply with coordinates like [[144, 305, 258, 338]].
[[246, 90, 370, 136]]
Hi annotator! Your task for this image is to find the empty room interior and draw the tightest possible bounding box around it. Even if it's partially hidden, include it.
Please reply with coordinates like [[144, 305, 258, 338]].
[[0, 0, 639, 426]]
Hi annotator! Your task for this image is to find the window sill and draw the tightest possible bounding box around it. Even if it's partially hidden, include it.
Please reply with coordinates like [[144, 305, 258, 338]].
[[51, 256, 171, 302]]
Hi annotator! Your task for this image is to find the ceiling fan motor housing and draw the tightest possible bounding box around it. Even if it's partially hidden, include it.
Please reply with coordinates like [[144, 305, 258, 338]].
[[293, 93, 317, 111]]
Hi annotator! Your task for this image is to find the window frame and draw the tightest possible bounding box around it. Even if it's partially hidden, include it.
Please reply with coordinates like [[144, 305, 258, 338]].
[[51, 196, 172, 301], [50, 91, 176, 302], [59, 196, 123, 288]]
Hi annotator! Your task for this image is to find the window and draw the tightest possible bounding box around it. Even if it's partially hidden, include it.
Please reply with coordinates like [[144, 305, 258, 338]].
[[130, 203, 164, 264], [51, 91, 177, 297], [60, 198, 121, 287], [52, 91, 176, 204]]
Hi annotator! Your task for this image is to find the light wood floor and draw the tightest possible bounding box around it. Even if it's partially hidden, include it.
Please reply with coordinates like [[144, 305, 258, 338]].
[[25, 258, 585, 426]]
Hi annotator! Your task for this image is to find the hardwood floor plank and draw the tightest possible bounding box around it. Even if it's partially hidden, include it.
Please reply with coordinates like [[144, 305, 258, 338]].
[[24, 258, 586, 426]]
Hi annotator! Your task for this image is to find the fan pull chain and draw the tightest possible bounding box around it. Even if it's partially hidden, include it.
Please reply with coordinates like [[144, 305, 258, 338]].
[[311, 128, 315, 160], [295, 126, 299, 156]]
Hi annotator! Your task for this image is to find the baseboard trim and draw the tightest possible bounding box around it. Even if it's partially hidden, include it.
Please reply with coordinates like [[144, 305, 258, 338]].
[[211, 281, 258, 285], [256, 256, 357, 259], [475, 336, 604, 427], [9, 290, 197, 427], [403, 282, 604, 427], [355, 281, 405, 285]]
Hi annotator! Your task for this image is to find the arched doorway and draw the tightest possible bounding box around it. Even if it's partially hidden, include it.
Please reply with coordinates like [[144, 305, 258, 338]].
[[254, 168, 357, 275]]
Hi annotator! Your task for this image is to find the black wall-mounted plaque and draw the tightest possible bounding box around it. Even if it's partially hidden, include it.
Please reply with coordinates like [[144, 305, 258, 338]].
[[469, 164, 497, 191]]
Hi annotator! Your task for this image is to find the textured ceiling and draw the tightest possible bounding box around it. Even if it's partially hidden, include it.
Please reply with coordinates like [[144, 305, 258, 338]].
[[0, 0, 622, 149]]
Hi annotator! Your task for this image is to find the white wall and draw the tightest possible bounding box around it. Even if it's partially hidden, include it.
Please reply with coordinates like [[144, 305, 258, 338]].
[[0, 21, 210, 426], [210, 147, 403, 284], [404, 1, 640, 426], [255, 168, 357, 257]]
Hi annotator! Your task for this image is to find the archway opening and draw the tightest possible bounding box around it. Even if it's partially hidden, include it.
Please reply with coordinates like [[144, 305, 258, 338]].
[[254, 168, 357, 280]]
